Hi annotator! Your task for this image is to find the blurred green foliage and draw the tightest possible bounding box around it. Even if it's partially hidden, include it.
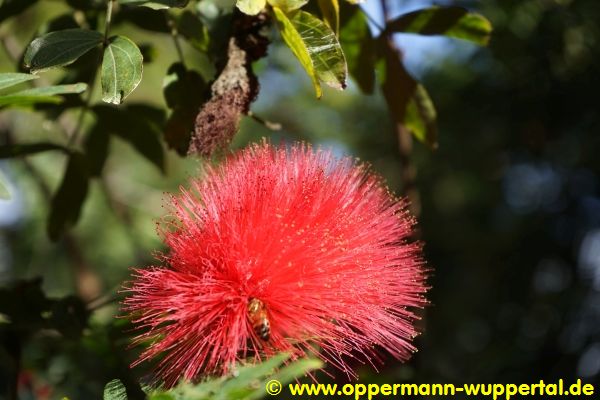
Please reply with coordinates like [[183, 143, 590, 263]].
[[1, 0, 599, 399]]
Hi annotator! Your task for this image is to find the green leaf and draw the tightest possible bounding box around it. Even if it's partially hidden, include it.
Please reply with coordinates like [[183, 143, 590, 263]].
[[24, 29, 104, 72], [339, 4, 375, 93], [0, 73, 39, 91], [12, 83, 87, 97], [380, 44, 437, 148], [0, 83, 87, 107], [104, 379, 128, 400], [317, 0, 339, 33], [385, 6, 492, 46], [47, 153, 89, 241], [221, 353, 322, 400], [273, 7, 319, 96], [119, 0, 189, 9], [273, 8, 347, 98], [405, 84, 437, 147], [267, 358, 324, 395], [0, 143, 70, 158], [0, 170, 10, 200], [219, 353, 292, 397], [267, 0, 308, 13], [236, 0, 266, 15], [148, 353, 322, 400], [101, 36, 143, 104]]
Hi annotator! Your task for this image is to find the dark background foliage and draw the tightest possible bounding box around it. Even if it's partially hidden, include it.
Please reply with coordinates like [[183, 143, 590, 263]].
[[0, 0, 599, 398]]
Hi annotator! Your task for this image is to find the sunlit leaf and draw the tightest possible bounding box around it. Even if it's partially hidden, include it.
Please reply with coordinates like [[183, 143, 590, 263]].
[[119, 0, 188, 9], [0, 73, 39, 91], [385, 6, 492, 46], [101, 36, 143, 104], [317, 0, 339, 34], [24, 29, 104, 72], [287, 9, 347, 92], [339, 4, 375, 93], [273, 7, 319, 96], [273, 7, 347, 98], [267, 0, 308, 12], [0, 143, 70, 158], [236, 0, 266, 15], [47, 153, 89, 241], [104, 379, 128, 400]]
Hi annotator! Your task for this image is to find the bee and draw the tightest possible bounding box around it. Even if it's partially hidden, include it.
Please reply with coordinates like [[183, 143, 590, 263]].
[[247, 298, 270, 341]]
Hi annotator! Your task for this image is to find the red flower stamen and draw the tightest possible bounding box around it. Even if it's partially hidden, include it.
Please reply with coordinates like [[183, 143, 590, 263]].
[[123, 141, 428, 386]]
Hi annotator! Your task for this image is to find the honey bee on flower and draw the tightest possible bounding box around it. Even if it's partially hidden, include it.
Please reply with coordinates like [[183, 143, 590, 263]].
[[247, 298, 270, 341]]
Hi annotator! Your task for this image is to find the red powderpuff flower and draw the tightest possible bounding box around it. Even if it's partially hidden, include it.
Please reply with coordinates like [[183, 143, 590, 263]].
[[123, 141, 428, 386]]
